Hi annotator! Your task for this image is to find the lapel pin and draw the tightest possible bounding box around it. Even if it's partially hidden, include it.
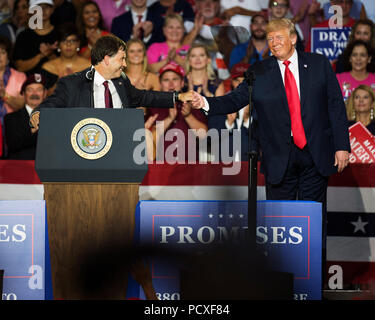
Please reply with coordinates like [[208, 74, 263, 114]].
[[304, 64, 308, 68]]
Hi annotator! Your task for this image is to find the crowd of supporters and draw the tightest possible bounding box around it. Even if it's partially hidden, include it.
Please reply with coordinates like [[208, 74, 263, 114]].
[[0, 0, 374, 161]]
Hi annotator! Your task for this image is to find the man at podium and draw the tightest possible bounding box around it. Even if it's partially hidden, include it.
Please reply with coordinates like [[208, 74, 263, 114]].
[[29, 35, 193, 132]]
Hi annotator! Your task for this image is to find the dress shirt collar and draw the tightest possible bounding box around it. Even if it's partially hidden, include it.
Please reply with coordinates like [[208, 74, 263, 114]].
[[277, 48, 298, 68]]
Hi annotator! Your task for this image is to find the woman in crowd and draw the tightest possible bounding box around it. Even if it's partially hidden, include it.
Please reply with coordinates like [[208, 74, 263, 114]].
[[0, 35, 26, 157], [0, 35, 25, 121], [125, 38, 160, 91], [346, 84, 375, 135], [41, 23, 91, 94], [147, 14, 190, 74], [13, 0, 58, 74], [0, 0, 28, 45], [76, 1, 110, 59], [336, 19, 375, 73], [125, 38, 160, 162], [184, 43, 225, 98], [336, 40, 375, 101]]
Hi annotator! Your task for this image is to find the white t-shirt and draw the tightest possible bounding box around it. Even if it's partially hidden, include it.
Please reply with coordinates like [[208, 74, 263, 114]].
[[220, 0, 262, 33], [361, 0, 375, 23]]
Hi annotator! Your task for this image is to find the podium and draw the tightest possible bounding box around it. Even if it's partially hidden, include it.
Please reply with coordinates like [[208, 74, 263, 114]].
[[35, 108, 148, 299]]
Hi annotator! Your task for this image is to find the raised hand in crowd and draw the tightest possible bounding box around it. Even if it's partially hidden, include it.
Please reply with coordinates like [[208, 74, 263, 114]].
[[30, 112, 40, 134], [226, 112, 237, 127], [39, 41, 58, 59], [181, 101, 192, 118]]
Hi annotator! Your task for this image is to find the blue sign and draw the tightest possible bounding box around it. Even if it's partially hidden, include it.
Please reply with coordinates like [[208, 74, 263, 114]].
[[311, 27, 351, 61], [0, 201, 46, 300], [133, 200, 322, 300]]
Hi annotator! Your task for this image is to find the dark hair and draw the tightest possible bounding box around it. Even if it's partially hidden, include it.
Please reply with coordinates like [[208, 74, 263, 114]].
[[76, 1, 105, 47], [12, 0, 29, 16], [343, 39, 375, 72], [0, 35, 12, 58], [57, 22, 79, 42], [349, 19, 375, 49], [91, 35, 126, 65]]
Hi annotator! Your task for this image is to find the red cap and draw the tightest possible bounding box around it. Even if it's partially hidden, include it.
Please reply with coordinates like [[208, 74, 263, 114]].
[[21, 73, 46, 93], [159, 62, 185, 78], [230, 62, 250, 79]]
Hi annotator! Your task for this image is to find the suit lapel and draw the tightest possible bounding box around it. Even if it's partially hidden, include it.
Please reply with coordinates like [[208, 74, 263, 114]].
[[113, 77, 128, 108], [267, 56, 289, 114], [297, 51, 310, 117]]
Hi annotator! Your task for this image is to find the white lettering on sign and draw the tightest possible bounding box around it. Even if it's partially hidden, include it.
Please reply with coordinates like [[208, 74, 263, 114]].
[[0, 224, 26, 242]]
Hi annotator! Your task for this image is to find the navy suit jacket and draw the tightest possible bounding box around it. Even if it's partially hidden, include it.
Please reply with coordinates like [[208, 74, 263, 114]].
[[34, 67, 174, 112], [206, 51, 350, 184], [111, 10, 164, 47], [4, 107, 37, 160]]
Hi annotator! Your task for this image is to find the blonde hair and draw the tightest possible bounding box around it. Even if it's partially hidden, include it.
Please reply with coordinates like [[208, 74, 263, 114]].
[[266, 18, 296, 36], [125, 38, 148, 74], [164, 13, 184, 29], [346, 84, 375, 120], [185, 43, 216, 80]]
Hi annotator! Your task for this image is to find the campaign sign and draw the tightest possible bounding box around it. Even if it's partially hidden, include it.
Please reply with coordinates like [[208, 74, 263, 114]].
[[311, 27, 351, 60], [0, 201, 46, 300], [349, 122, 375, 164], [134, 200, 322, 300]]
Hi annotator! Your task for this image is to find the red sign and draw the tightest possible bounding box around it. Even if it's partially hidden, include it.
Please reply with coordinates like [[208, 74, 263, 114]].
[[348, 122, 375, 164]]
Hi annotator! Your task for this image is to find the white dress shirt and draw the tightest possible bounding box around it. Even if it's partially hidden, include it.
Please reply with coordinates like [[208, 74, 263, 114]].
[[93, 70, 123, 109], [277, 48, 301, 99]]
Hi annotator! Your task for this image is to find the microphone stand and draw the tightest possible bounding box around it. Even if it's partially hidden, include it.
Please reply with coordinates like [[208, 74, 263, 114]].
[[245, 71, 258, 251]]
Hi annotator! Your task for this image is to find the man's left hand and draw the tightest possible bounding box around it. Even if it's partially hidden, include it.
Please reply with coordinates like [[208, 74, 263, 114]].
[[334, 150, 349, 172]]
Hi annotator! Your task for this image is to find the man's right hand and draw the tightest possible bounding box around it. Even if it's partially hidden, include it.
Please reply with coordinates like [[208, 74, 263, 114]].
[[30, 112, 40, 134], [190, 91, 205, 109]]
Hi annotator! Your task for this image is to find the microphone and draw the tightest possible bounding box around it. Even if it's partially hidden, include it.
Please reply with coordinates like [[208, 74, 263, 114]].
[[86, 68, 95, 80], [244, 70, 255, 86]]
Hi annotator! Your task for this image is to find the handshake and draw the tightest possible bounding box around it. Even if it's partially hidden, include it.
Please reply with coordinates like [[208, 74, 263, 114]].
[[178, 90, 205, 110]]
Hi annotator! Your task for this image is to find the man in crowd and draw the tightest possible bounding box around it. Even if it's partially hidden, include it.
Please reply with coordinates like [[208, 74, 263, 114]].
[[229, 13, 271, 68], [5, 73, 47, 159], [146, 62, 208, 162], [111, 0, 163, 48]]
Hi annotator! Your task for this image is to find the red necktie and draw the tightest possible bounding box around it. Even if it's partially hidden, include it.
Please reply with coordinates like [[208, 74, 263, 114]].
[[103, 81, 113, 109], [137, 14, 144, 39], [283, 60, 306, 149]]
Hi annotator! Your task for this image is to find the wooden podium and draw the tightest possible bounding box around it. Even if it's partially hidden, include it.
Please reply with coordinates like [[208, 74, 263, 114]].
[[35, 108, 148, 299]]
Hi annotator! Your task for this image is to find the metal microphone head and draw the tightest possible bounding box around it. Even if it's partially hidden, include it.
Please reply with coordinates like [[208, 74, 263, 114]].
[[86, 68, 94, 80]]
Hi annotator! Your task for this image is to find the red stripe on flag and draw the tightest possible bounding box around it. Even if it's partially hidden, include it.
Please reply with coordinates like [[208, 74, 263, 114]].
[[0, 160, 374, 187]]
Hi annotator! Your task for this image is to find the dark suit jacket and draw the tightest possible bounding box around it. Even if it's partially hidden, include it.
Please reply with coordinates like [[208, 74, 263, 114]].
[[5, 107, 38, 160], [34, 68, 174, 111], [206, 51, 350, 184], [111, 10, 164, 47]]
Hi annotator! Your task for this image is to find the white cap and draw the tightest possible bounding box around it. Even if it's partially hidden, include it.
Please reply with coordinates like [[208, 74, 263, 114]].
[[29, 0, 54, 8]]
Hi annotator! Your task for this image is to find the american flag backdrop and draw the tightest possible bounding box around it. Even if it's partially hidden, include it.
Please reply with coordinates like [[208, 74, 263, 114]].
[[0, 160, 374, 290]]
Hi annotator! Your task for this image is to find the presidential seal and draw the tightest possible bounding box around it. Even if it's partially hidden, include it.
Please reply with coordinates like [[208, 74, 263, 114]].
[[71, 118, 112, 160]]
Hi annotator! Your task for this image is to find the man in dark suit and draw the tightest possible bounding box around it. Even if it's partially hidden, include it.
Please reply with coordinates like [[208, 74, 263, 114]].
[[191, 18, 350, 282], [111, 0, 164, 47], [30, 35, 192, 131], [5, 73, 47, 159]]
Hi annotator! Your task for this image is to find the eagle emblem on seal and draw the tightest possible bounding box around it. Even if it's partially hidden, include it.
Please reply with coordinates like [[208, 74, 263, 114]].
[[82, 128, 101, 149]]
